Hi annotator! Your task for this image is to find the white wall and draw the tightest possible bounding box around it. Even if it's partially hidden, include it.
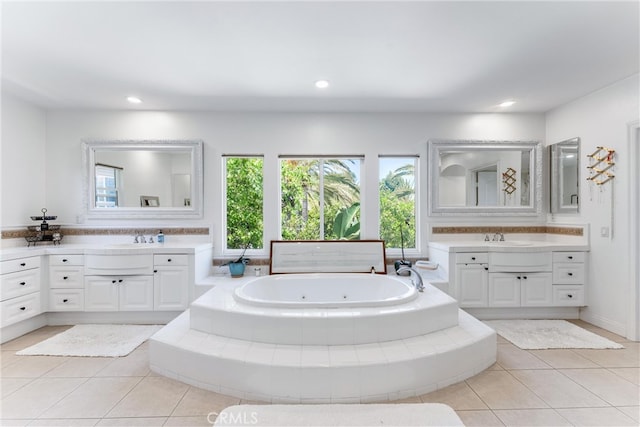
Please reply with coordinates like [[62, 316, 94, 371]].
[[1, 92, 47, 227], [42, 111, 546, 253], [546, 74, 640, 336]]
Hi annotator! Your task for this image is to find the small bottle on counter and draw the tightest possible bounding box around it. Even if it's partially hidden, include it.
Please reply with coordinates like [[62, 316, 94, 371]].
[[157, 230, 165, 243]]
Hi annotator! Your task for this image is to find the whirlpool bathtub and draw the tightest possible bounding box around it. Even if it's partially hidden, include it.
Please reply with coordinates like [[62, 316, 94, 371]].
[[233, 273, 418, 308]]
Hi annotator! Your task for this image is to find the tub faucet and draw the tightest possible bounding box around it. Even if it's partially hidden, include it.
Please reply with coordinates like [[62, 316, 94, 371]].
[[397, 266, 424, 292]]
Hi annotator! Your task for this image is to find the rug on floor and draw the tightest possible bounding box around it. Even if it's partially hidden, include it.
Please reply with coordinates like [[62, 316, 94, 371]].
[[484, 319, 624, 350], [214, 404, 464, 426], [16, 324, 162, 357]]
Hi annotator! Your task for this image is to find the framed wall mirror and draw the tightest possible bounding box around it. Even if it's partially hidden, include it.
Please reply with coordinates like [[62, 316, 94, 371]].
[[83, 139, 203, 219], [428, 139, 542, 216], [550, 137, 580, 214]]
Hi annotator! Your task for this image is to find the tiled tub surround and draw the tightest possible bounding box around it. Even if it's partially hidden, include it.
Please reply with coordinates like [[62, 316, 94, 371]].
[[149, 277, 496, 403]]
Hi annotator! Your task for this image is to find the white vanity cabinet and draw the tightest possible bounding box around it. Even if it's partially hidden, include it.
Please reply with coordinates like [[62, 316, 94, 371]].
[[0, 256, 42, 327], [488, 252, 553, 307], [49, 254, 84, 311], [153, 254, 189, 311], [552, 252, 586, 306], [84, 254, 154, 311], [454, 253, 489, 307]]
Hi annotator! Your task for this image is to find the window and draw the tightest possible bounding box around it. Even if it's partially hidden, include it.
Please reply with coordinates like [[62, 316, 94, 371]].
[[95, 164, 122, 208], [280, 157, 362, 240], [379, 156, 417, 250], [225, 156, 264, 250]]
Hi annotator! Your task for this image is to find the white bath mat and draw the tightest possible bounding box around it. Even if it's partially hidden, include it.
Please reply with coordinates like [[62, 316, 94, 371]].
[[484, 319, 624, 350], [214, 404, 464, 426], [16, 324, 162, 357]]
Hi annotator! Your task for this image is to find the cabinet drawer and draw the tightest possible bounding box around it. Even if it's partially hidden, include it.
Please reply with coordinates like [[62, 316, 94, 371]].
[[455, 253, 488, 264], [489, 252, 552, 272], [552, 285, 585, 306], [50, 254, 84, 266], [1, 292, 41, 327], [1, 256, 40, 275], [553, 263, 585, 284], [49, 289, 84, 311], [154, 254, 188, 266], [49, 266, 84, 289], [85, 254, 153, 275], [0, 269, 40, 301], [552, 252, 585, 263]]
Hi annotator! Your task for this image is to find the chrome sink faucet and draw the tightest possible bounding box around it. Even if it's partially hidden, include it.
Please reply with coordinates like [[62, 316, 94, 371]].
[[134, 233, 146, 243], [397, 266, 425, 292], [492, 232, 505, 241]]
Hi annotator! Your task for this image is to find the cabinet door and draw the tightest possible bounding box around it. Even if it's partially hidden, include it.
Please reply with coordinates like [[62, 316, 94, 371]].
[[488, 273, 521, 307], [456, 264, 488, 307], [84, 276, 119, 311], [154, 266, 188, 311], [521, 272, 553, 306], [119, 276, 154, 311]]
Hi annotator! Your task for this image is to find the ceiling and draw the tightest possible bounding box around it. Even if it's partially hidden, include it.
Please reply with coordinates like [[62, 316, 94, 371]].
[[2, 1, 638, 113]]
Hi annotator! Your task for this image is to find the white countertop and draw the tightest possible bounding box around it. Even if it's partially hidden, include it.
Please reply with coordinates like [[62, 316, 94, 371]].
[[0, 242, 214, 261], [428, 240, 589, 253]]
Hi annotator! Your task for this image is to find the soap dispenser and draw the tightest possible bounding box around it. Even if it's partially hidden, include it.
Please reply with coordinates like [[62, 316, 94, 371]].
[[157, 230, 165, 243]]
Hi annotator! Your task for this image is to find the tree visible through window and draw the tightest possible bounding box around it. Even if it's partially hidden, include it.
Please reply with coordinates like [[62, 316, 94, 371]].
[[280, 157, 361, 240], [95, 164, 121, 208], [379, 157, 417, 249], [225, 157, 264, 250]]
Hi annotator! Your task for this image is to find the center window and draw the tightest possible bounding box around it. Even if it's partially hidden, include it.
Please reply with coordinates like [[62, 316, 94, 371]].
[[280, 157, 362, 240]]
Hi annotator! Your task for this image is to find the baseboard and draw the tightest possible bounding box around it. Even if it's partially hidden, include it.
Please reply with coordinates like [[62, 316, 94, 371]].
[[579, 311, 626, 337], [0, 314, 48, 344], [465, 307, 580, 320], [47, 311, 180, 325]]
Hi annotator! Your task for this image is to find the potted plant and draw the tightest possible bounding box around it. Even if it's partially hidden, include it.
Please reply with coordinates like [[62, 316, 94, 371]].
[[227, 245, 250, 278]]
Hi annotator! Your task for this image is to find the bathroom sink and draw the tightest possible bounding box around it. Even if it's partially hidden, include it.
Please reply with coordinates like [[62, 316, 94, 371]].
[[485, 241, 534, 247], [106, 243, 163, 249]]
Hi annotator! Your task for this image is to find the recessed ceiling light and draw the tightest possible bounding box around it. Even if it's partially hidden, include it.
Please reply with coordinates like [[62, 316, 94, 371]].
[[498, 100, 516, 108], [127, 96, 142, 104], [315, 80, 330, 89]]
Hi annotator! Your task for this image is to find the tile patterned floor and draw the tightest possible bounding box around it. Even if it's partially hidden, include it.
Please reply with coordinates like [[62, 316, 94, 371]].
[[0, 320, 638, 426]]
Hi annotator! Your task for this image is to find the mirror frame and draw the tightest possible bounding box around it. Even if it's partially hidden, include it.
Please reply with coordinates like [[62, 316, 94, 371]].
[[82, 139, 204, 219], [550, 137, 580, 214], [428, 139, 542, 216]]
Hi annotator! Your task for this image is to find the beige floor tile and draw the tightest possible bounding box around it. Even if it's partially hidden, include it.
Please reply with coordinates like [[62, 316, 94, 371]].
[[493, 408, 572, 426], [171, 386, 240, 416], [390, 396, 422, 403], [574, 344, 640, 368], [1, 350, 21, 368], [41, 377, 142, 419], [28, 418, 100, 426], [0, 419, 31, 426], [96, 417, 167, 426], [0, 377, 32, 398], [496, 344, 550, 370], [94, 349, 150, 377], [560, 368, 640, 406], [466, 371, 548, 410], [510, 369, 608, 408], [164, 415, 213, 426], [496, 336, 509, 344], [1, 355, 68, 378], [486, 362, 504, 371], [0, 377, 86, 419], [455, 410, 505, 426], [420, 381, 488, 410], [238, 399, 269, 405], [44, 357, 115, 378], [528, 349, 599, 369], [609, 367, 640, 385], [617, 406, 640, 422], [556, 407, 638, 426], [573, 324, 630, 343], [107, 376, 189, 418]]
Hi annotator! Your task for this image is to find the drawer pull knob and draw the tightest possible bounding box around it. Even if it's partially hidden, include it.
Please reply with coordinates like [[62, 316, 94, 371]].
[[567, 294, 573, 298], [118, 279, 123, 283], [63, 276, 69, 280], [523, 276, 528, 280], [167, 258, 172, 262], [568, 256, 573, 260], [517, 276, 521, 280], [484, 267, 488, 271], [568, 272, 573, 276], [62, 259, 68, 262], [19, 281, 26, 286], [112, 280, 117, 284], [63, 299, 69, 303], [20, 263, 26, 267], [19, 306, 26, 311], [471, 257, 476, 261], [154, 270, 158, 273]]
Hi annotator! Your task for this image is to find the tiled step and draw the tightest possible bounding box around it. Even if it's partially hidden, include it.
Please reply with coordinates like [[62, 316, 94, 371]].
[[149, 309, 496, 403]]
